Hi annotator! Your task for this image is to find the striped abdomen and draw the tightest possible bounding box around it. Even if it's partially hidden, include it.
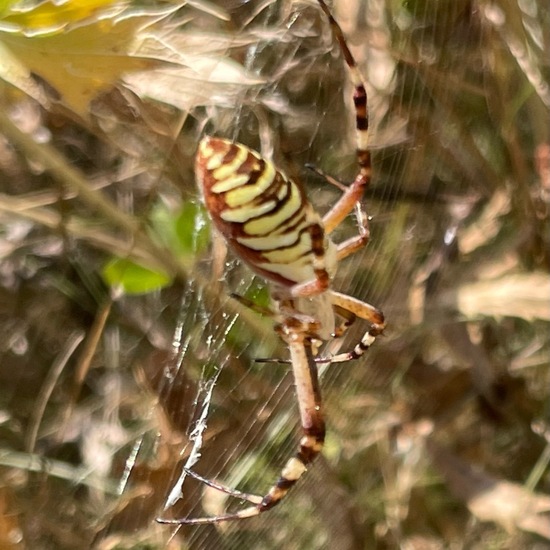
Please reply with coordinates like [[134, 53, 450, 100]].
[[196, 136, 336, 289]]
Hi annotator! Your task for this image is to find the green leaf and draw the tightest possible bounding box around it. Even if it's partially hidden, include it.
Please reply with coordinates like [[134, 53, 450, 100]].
[[242, 283, 270, 309], [101, 202, 209, 296], [102, 257, 172, 295], [174, 201, 210, 257], [149, 200, 210, 260]]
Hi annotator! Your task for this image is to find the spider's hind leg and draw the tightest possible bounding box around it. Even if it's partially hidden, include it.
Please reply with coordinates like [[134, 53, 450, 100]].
[[182, 468, 263, 505], [157, 335, 324, 525], [157, 468, 264, 525]]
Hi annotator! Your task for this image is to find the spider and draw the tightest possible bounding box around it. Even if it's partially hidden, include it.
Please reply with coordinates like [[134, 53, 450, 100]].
[[158, 0, 385, 525]]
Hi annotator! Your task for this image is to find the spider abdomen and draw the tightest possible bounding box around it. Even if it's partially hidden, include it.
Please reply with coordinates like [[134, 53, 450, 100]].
[[196, 136, 335, 289]]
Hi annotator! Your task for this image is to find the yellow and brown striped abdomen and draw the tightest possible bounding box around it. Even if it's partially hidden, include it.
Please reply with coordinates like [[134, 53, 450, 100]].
[[196, 136, 330, 288]]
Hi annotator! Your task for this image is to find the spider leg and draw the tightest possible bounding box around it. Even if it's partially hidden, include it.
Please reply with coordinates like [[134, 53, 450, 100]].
[[307, 166, 371, 261], [156, 469, 265, 525], [254, 330, 326, 512], [180, 468, 263, 505], [305, 163, 348, 192], [326, 290, 385, 363], [275, 0, 371, 300], [313, 0, 373, 274], [157, 331, 324, 525], [335, 201, 370, 261], [333, 304, 357, 338], [317, 0, 371, 237]]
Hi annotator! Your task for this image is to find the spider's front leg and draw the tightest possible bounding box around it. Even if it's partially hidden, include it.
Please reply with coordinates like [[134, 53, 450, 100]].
[[316, 0, 373, 258]]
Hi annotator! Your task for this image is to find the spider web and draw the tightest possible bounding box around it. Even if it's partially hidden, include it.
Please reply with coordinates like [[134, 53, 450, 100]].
[[1, 0, 549, 549]]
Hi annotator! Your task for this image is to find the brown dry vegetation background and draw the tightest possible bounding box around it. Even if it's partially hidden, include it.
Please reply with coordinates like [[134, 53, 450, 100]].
[[0, 0, 549, 549]]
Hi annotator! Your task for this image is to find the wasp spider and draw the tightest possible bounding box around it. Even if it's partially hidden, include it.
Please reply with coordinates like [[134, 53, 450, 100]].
[[159, 0, 385, 525]]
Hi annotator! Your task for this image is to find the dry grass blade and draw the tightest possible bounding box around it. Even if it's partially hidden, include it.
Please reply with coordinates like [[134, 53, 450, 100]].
[[428, 440, 550, 539], [455, 272, 550, 321]]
